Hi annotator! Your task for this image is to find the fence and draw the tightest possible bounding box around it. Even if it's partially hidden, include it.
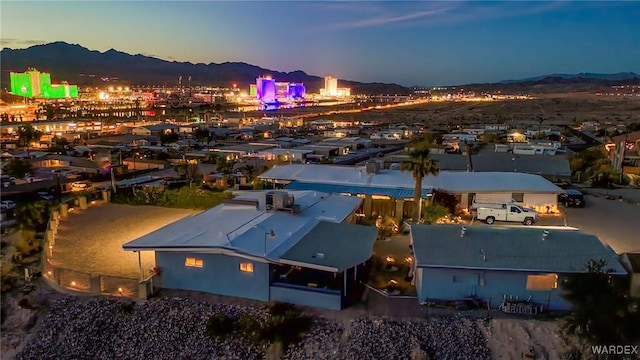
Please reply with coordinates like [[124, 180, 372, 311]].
[[41, 190, 142, 299]]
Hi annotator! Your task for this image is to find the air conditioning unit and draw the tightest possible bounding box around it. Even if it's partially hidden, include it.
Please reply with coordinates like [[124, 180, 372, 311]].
[[365, 161, 380, 174], [266, 191, 275, 209], [272, 191, 294, 210]]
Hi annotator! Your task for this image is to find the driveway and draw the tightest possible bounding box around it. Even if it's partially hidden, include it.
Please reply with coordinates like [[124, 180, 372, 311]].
[[50, 203, 199, 279], [535, 194, 640, 254]]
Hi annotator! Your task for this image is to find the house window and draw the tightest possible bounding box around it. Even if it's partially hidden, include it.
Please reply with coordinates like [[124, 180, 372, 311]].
[[240, 262, 254, 273], [526, 274, 558, 290], [512, 193, 524, 202], [185, 257, 203, 268]]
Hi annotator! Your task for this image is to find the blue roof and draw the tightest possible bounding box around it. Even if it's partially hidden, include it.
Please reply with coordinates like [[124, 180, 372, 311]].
[[286, 181, 432, 199], [410, 224, 627, 274]]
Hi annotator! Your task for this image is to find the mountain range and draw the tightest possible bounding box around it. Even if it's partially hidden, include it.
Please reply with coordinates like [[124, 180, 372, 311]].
[[1, 42, 638, 95], [0, 42, 410, 95], [500, 72, 639, 83]]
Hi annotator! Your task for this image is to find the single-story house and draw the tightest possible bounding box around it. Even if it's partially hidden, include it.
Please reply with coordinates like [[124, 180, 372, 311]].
[[259, 164, 564, 216], [257, 148, 314, 163], [428, 153, 572, 182], [30, 154, 102, 174], [122, 190, 377, 310], [410, 224, 627, 311], [131, 124, 179, 137]]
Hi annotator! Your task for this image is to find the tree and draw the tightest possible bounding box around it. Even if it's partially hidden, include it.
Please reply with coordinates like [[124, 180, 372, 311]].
[[175, 163, 199, 183], [4, 158, 32, 179], [400, 140, 439, 221], [241, 164, 256, 183], [215, 156, 236, 176], [561, 259, 640, 347], [17, 125, 42, 157], [193, 128, 210, 142], [159, 132, 179, 145]]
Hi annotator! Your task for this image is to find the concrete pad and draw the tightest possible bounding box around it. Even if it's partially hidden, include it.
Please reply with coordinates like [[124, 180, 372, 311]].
[[50, 203, 199, 279]]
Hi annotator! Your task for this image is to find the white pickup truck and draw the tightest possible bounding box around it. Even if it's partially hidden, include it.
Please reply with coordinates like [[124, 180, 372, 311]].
[[476, 204, 538, 226]]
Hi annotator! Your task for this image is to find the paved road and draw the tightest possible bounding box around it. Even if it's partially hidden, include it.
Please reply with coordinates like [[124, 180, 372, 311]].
[[537, 194, 640, 254]]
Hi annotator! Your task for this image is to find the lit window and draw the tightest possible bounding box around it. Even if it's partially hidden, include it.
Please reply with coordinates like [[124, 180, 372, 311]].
[[240, 263, 254, 273], [185, 257, 203, 268], [526, 274, 558, 290]]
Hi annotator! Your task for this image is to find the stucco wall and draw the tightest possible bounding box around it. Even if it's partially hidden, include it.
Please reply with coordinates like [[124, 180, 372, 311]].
[[156, 252, 270, 301], [417, 267, 573, 311]]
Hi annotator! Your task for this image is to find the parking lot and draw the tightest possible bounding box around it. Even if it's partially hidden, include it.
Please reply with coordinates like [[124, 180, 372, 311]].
[[50, 204, 199, 279]]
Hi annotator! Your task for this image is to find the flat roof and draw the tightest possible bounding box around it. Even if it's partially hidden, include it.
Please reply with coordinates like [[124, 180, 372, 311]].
[[429, 153, 571, 177], [410, 224, 626, 274], [259, 164, 564, 193], [123, 191, 363, 262], [286, 181, 432, 199], [279, 221, 377, 272]]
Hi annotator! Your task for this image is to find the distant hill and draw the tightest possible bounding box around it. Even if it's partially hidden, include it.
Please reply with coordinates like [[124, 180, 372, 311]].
[[0, 42, 410, 95], [458, 74, 640, 94], [500, 72, 640, 83]]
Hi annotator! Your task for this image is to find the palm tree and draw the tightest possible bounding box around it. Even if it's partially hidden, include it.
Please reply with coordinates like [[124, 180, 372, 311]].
[[17, 124, 42, 158], [241, 164, 256, 183], [400, 140, 438, 222]]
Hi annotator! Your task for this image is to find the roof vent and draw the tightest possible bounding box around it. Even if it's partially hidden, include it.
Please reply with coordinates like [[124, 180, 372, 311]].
[[542, 230, 550, 240], [460, 226, 467, 237], [480, 249, 486, 261], [313, 252, 325, 259]]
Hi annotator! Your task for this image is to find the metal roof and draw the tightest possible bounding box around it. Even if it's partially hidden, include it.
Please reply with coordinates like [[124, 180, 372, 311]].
[[279, 222, 377, 272], [286, 181, 432, 199], [123, 191, 364, 264], [259, 164, 564, 194], [410, 224, 627, 274], [429, 153, 572, 177]]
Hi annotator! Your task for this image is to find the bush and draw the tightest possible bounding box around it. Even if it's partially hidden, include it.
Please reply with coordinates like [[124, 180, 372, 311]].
[[120, 301, 135, 314], [264, 303, 311, 349], [236, 303, 311, 350], [112, 186, 232, 210], [422, 204, 449, 224], [206, 313, 237, 338]]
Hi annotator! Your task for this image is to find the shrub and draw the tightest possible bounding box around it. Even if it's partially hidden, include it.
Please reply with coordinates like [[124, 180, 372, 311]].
[[13, 230, 41, 257], [421, 204, 449, 224], [120, 301, 135, 314], [236, 303, 311, 350], [264, 303, 311, 349], [18, 298, 37, 310], [206, 313, 236, 338]]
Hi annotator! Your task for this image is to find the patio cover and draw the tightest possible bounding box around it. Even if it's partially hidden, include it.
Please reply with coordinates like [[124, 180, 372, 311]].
[[278, 221, 378, 272]]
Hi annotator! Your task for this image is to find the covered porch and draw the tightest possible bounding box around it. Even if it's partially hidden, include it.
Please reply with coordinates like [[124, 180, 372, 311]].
[[268, 221, 377, 310]]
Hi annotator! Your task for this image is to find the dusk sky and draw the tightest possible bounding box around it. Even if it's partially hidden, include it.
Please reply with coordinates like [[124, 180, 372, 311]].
[[1, 1, 639, 86]]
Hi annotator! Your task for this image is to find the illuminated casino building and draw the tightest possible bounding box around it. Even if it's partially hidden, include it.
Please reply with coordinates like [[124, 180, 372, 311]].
[[10, 69, 78, 99], [320, 75, 350, 97], [255, 76, 305, 104]]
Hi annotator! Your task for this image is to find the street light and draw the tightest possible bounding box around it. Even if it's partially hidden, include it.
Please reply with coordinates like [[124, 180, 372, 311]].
[[264, 230, 275, 256]]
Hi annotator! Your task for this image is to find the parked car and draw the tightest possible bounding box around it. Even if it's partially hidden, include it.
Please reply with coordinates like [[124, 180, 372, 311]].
[[1, 200, 16, 210], [476, 203, 538, 225], [37, 192, 55, 201], [72, 181, 93, 192], [558, 189, 586, 208]]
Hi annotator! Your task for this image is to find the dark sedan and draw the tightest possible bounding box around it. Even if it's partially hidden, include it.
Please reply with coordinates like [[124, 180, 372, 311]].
[[559, 189, 586, 208]]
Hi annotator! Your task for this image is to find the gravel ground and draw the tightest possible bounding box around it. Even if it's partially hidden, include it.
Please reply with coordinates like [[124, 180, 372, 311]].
[[16, 296, 491, 360], [50, 203, 199, 279]]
